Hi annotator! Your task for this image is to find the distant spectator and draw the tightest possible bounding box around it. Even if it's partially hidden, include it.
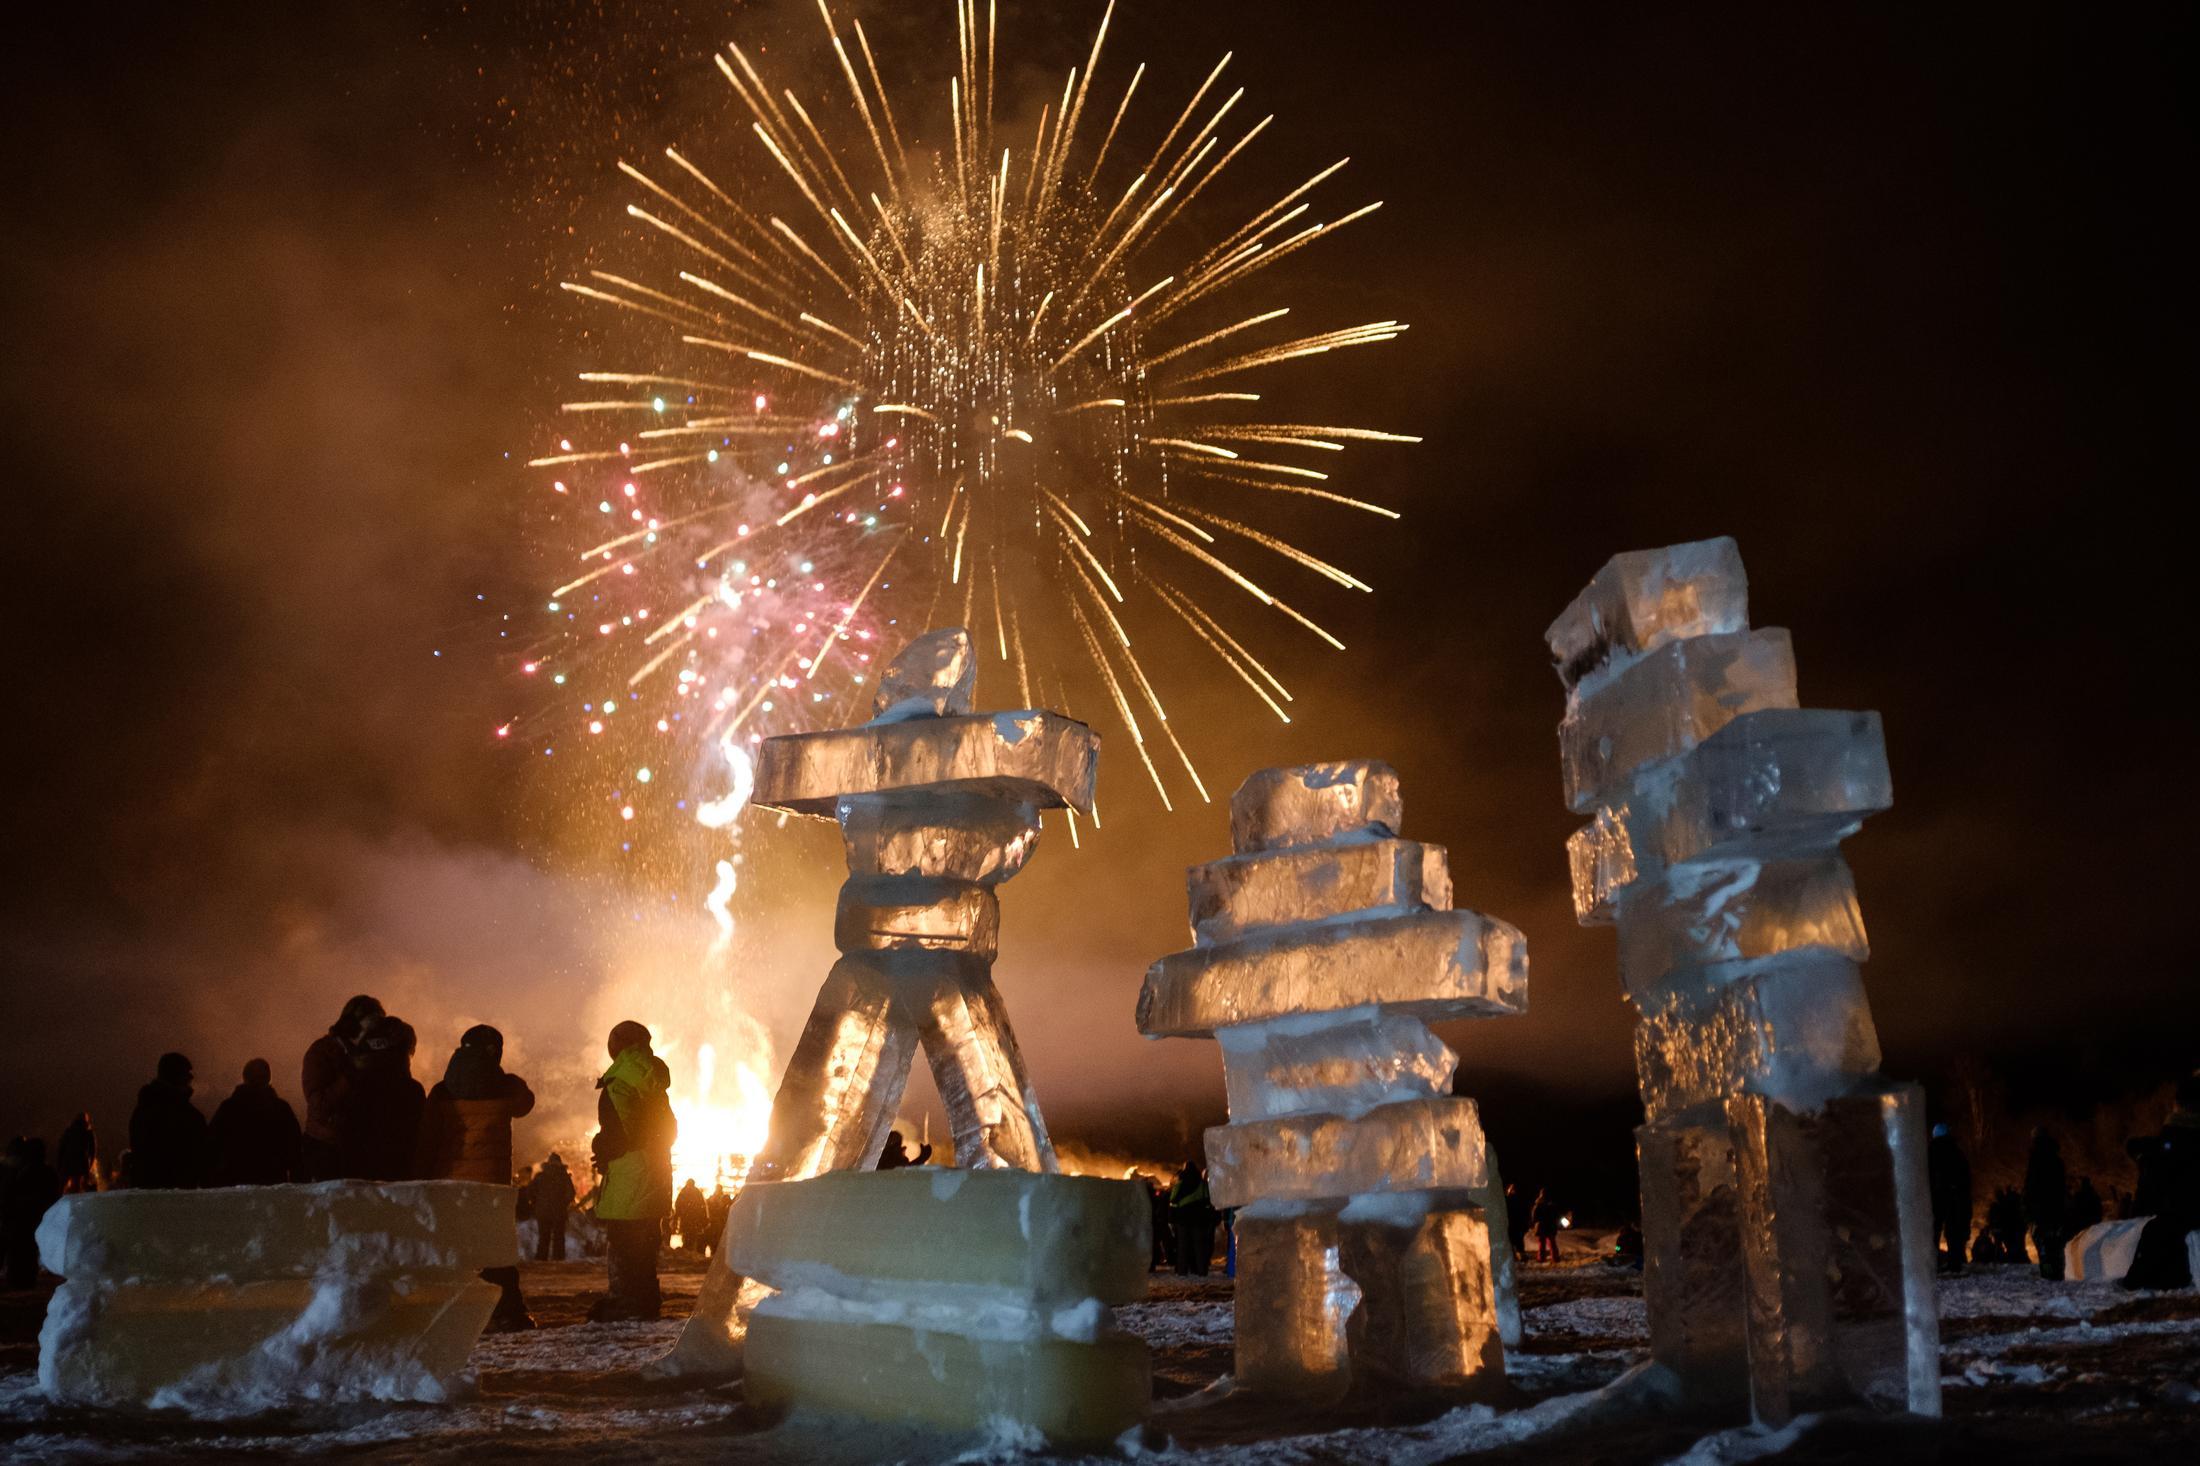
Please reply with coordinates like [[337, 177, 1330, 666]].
[[1168, 1161, 1217, 1277], [1927, 1123, 1972, 1271], [2121, 1070, 2200, 1290], [128, 1053, 209, 1189], [1985, 1186, 2029, 1264], [421, 1025, 537, 1331], [673, 1178, 710, 1253], [300, 995, 383, 1181], [705, 1183, 733, 1262], [4, 1137, 64, 1288], [531, 1154, 576, 1262], [2023, 1129, 2069, 1280], [208, 1060, 303, 1186], [1609, 1219, 1645, 1270], [339, 1016, 424, 1182], [55, 1115, 99, 1194], [876, 1129, 933, 1170], [2067, 1176, 2105, 1235], [589, 1021, 677, 1322], [1532, 1189, 1562, 1264]]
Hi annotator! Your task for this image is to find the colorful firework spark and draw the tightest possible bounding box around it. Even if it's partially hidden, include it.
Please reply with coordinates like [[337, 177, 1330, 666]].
[[517, 0, 1415, 834]]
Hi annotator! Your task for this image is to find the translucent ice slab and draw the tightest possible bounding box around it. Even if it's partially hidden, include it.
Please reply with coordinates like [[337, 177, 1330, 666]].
[[1558, 629, 1798, 813], [754, 710, 1098, 816], [1189, 838, 1452, 947], [1231, 1200, 1354, 1396], [1636, 1105, 1750, 1408], [867, 626, 976, 722], [913, 964, 1057, 1171], [1229, 760, 1404, 854], [836, 789, 1044, 885], [1218, 1006, 1457, 1122], [1547, 536, 1749, 695], [1615, 855, 1867, 1004], [1139, 908, 1528, 1039], [1206, 1097, 1491, 1208], [1726, 1083, 1940, 1425], [1337, 1189, 1504, 1398], [1567, 709, 1891, 923], [833, 874, 999, 956], [1633, 953, 1882, 1123]]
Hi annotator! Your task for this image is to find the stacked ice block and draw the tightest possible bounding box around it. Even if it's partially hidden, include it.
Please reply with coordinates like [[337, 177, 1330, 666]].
[[35, 1181, 514, 1408], [1138, 761, 1528, 1401], [730, 1169, 1150, 1446], [665, 627, 1098, 1374], [1548, 537, 1939, 1424]]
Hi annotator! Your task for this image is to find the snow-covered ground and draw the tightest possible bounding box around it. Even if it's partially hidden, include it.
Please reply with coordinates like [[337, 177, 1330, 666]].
[[1, 1258, 2194, 1463]]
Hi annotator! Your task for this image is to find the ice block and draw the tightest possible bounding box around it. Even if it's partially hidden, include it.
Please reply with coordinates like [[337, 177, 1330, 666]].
[[1725, 1084, 1940, 1425], [1230, 1201, 1355, 1396], [1217, 1007, 1457, 1122], [748, 953, 923, 1182], [1636, 1107, 1750, 1407], [1557, 628, 1798, 813], [837, 789, 1045, 885], [1230, 760, 1404, 853], [1476, 1145, 1522, 1349], [34, 1182, 513, 1408], [1337, 1190, 1504, 1399], [1138, 908, 1527, 1038], [1633, 952, 1882, 1123], [1615, 854, 1868, 1004], [1547, 537, 1750, 694], [913, 964, 1056, 1171], [833, 874, 1000, 957], [1206, 1096, 1491, 1208], [754, 709, 1099, 815], [868, 625, 976, 721], [1189, 838, 1452, 946]]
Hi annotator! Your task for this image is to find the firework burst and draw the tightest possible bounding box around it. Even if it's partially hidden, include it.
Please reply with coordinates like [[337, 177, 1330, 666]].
[[522, 0, 1414, 828]]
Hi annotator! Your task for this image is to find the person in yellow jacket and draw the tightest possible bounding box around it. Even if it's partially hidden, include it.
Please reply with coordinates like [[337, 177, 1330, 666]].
[[588, 1020, 676, 1322]]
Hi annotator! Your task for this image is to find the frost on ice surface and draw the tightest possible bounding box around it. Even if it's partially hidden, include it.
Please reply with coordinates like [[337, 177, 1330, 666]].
[[1228, 760, 1403, 854], [1205, 1097, 1493, 1209], [1217, 1007, 1456, 1122], [1632, 953, 1881, 1122], [1614, 855, 1867, 1006], [1189, 838, 1451, 947]]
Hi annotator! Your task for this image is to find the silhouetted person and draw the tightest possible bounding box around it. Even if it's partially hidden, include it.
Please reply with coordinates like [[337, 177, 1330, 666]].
[[1609, 1220, 1645, 1270], [3, 1137, 63, 1288], [129, 1053, 209, 1189], [1505, 1181, 1531, 1262], [55, 1115, 98, 1194], [705, 1183, 733, 1260], [1984, 1187, 2028, 1264], [1927, 1123, 1972, 1270], [590, 1021, 676, 1321], [421, 1024, 537, 1330], [875, 1129, 933, 1170], [1532, 1189, 1562, 1263], [1168, 1161, 1217, 1277], [673, 1178, 709, 1254], [2067, 1176, 2105, 1235], [210, 1059, 302, 1186], [2023, 1128, 2069, 1280], [531, 1154, 576, 1261], [300, 994, 383, 1181], [1144, 1175, 1174, 1272], [339, 1016, 424, 1182], [2121, 1070, 2200, 1290]]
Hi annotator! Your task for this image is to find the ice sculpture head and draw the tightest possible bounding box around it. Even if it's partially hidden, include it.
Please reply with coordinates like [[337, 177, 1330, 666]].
[[870, 626, 977, 722], [1546, 536, 1749, 695], [1230, 760, 1403, 854]]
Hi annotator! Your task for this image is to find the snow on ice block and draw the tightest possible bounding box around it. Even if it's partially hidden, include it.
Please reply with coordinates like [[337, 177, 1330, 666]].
[[1616, 854, 1868, 1005], [1568, 709, 1891, 923], [1218, 1007, 1457, 1122], [835, 788, 1045, 885], [867, 626, 976, 722], [1337, 1190, 1505, 1398], [1547, 537, 1751, 695], [833, 874, 999, 956], [1231, 1201, 1354, 1395], [743, 1309, 1149, 1447], [1229, 760, 1404, 854], [725, 1169, 1148, 1307], [1726, 1084, 1941, 1426], [1558, 628, 1798, 813], [2063, 1218, 2151, 1282], [33, 1180, 518, 1282], [1633, 953, 1882, 1123], [1637, 1107, 1750, 1408], [1206, 1096, 1491, 1208], [1138, 908, 1527, 1039], [38, 1275, 499, 1408], [753, 710, 1099, 816], [1189, 838, 1452, 947]]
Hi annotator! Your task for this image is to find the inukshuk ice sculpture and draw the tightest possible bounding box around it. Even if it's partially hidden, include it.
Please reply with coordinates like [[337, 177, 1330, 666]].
[[666, 630, 1148, 1446], [1548, 537, 1939, 1425], [1137, 761, 1528, 1402]]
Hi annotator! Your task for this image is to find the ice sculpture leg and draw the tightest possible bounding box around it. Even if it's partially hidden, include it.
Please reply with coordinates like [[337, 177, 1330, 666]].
[[1476, 1146, 1521, 1349], [1338, 1192, 1504, 1399], [1637, 1107, 1749, 1407], [1727, 1084, 1941, 1425], [1230, 1202, 1354, 1398], [749, 955, 921, 1183], [914, 959, 1057, 1172]]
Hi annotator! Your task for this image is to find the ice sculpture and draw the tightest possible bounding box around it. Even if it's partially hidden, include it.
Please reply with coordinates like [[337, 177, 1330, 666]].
[[1137, 761, 1528, 1401], [730, 1169, 1150, 1445], [1548, 537, 1939, 1424], [35, 1181, 514, 1407], [663, 628, 1097, 1374]]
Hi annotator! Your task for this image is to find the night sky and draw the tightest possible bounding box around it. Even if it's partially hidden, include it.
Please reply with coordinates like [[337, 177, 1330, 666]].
[[2, 3, 2185, 1206]]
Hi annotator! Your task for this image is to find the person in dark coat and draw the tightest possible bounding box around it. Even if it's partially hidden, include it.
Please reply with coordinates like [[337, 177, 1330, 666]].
[[1532, 1189, 1563, 1263], [55, 1115, 99, 1194], [1927, 1123, 1972, 1270], [704, 1183, 733, 1261], [2023, 1128, 2069, 1280], [2121, 1071, 2200, 1290], [1144, 1175, 1174, 1272], [209, 1060, 303, 1186], [3, 1137, 63, 1288], [530, 1154, 576, 1261], [673, 1178, 710, 1253], [1505, 1182, 1532, 1263], [300, 994, 384, 1182], [339, 1016, 425, 1182], [1168, 1161, 1217, 1277], [129, 1053, 210, 1189], [875, 1130, 933, 1169], [2067, 1176, 2105, 1235], [420, 1025, 536, 1329], [1981, 1188, 2028, 1264]]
